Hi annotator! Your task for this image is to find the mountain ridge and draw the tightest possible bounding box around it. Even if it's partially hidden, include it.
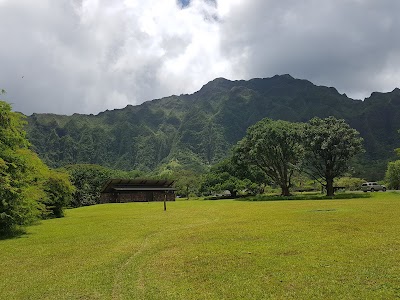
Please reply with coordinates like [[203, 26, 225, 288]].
[[26, 74, 400, 179]]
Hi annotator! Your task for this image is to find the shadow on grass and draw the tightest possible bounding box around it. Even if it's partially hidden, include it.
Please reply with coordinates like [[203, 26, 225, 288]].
[[237, 192, 372, 202], [0, 228, 27, 240], [204, 195, 237, 200]]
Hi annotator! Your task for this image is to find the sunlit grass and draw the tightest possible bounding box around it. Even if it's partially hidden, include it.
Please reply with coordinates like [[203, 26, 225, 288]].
[[1, 192, 400, 299]]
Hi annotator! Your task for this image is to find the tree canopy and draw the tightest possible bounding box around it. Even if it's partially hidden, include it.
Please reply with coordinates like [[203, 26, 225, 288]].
[[234, 118, 304, 196], [303, 116, 364, 196], [385, 160, 400, 190], [1, 98, 74, 235], [62, 164, 142, 207], [0, 100, 36, 233], [200, 158, 260, 197]]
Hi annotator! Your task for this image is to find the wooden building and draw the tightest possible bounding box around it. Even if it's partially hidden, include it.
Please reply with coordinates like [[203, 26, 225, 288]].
[[100, 179, 176, 203]]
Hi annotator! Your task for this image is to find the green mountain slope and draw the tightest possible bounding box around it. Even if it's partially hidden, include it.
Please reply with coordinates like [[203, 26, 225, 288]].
[[26, 75, 400, 178]]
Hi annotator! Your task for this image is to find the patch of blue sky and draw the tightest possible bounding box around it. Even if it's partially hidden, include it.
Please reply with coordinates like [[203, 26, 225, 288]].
[[177, 0, 190, 9]]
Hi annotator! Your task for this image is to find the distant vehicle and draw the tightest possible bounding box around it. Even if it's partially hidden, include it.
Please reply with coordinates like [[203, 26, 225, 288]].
[[361, 182, 386, 192]]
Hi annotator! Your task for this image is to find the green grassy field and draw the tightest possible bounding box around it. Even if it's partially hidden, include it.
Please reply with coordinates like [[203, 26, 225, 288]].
[[1, 192, 400, 299]]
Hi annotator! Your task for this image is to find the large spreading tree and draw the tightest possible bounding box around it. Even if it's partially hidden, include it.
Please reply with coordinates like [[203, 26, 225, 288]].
[[234, 118, 304, 196], [303, 116, 364, 196]]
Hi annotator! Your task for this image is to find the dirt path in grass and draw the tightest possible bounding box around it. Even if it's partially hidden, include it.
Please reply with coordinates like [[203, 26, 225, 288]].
[[111, 219, 218, 300]]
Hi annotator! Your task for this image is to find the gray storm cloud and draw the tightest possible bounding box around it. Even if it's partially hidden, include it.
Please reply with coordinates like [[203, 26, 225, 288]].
[[0, 0, 399, 115], [220, 0, 400, 99]]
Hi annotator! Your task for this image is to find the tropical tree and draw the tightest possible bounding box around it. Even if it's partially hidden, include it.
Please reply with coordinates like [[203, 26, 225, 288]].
[[174, 169, 200, 199], [63, 164, 115, 207], [386, 143, 400, 190], [200, 159, 259, 197], [234, 118, 304, 196], [63, 164, 142, 207], [0, 100, 38, 233], [385, 160, 400, 190], [43, 171, 75, 218], [155, 159, 201, 199], [0, 96, 75, 235], [19, 148, 74, 218], [303, 116, 364, 196]]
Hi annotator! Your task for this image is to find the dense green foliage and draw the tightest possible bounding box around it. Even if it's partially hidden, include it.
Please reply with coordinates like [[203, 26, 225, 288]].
[[62, 164, 143, 207], [1, 193, 400, 299], [0, 99, 74, 234], [25, 76, 400, 179], [234, 119, 303, 196], [172, 169, 199, 199], [42, 171, 75, 218], [385, 160, 400, 189], [20, 148, 75, 219], [200, 158, 261, 197], [0, 101, 39, 232], [303, 117, 364, 196], [155, 161, 201, 198], [334, 176, 366, 191]]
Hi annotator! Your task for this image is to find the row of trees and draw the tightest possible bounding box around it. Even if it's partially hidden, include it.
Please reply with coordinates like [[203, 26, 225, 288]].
[[202, 117, 364, 197], [44, 116, 399, 205], [0, 98, 75, 236]]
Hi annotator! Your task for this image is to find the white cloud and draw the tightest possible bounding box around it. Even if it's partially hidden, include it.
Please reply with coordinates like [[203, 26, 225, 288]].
[[0, 0, 235, 114], [0, 0, 400, 114]]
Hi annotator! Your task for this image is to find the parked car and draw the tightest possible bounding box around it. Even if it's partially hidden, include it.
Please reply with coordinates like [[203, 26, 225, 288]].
[[361, 182, 386, 192]]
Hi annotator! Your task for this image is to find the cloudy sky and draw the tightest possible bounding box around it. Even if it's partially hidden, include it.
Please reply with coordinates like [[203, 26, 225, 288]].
[[1, 0, 400, 115]]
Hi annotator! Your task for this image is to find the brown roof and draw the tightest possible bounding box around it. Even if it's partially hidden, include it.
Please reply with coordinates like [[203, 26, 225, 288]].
[[100, 178, 175, 193]]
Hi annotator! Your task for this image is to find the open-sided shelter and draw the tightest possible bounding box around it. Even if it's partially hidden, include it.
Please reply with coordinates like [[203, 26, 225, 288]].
[[100, 179, 176, 203]]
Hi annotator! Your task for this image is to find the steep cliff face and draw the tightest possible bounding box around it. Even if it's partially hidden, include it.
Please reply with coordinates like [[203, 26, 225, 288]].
[[26, 75, 400, 178]]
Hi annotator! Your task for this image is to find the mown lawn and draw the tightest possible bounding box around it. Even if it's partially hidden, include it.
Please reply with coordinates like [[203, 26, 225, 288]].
[[1, 192, 400, 299]]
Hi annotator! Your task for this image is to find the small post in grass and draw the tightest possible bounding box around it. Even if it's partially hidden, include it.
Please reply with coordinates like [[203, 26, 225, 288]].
[[164, 193, 167, 211]]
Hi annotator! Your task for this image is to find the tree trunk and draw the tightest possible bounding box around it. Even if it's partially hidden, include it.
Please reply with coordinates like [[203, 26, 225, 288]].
[[326, 177, 334, 196], [281, 185, 291, 196], [230, 190, 237, 198]]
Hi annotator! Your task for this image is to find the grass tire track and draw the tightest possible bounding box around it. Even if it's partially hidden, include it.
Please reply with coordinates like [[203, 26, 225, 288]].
[[111, 219, 218, 299]]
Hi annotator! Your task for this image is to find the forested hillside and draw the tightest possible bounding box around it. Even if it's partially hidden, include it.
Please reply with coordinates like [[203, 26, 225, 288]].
[[26, 75, 400, 179]]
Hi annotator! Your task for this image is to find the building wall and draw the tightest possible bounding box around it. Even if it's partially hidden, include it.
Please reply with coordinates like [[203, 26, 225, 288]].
[[100, 193, 116, 204], [100, 191, 175, 203]]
